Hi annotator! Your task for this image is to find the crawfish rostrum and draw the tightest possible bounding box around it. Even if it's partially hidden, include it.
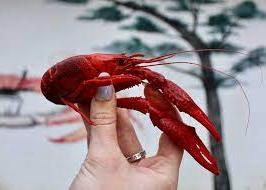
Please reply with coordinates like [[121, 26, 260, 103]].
[[41, 53, 221, 175]]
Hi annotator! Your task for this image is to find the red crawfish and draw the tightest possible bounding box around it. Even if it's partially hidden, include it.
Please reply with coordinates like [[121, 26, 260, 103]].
[[41, 53, 221, 175]]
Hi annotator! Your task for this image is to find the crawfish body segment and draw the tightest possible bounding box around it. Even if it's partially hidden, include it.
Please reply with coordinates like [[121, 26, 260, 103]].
[[41, 53, 220, 175]]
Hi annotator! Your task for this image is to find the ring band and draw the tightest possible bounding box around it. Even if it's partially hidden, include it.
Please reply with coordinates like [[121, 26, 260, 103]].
[[126, 150, 146, 163]]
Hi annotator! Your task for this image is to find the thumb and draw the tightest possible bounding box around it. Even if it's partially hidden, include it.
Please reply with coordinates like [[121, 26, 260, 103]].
[[83, 72, 122, 158], [157, 133, 183, 169]]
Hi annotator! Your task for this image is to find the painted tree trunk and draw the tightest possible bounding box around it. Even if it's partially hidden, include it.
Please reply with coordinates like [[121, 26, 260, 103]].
[[207, 88, 231, 190], [199, 53, 231, 190]]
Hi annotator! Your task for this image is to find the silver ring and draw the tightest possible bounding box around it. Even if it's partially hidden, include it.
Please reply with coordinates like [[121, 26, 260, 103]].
[[126, 150, 146, 163]]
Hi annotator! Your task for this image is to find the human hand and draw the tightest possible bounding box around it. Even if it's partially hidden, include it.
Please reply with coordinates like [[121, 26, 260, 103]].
[[70, 72, 183, 190]]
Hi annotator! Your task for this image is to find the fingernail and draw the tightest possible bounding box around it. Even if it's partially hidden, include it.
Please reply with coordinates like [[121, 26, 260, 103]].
[[95, 72, 113, 101]]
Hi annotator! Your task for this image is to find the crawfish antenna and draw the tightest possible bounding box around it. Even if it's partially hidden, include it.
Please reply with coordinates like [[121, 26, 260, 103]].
[[133, 48, 263, 86]]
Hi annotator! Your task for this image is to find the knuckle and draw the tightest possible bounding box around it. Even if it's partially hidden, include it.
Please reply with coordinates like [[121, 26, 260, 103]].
[[91, 112, 116, 126]]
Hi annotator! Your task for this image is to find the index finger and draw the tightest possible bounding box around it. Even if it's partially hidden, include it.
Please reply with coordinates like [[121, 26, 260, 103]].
[[116, 109, 143, 159]]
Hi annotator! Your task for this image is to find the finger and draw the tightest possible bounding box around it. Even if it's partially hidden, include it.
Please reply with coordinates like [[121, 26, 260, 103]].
[[80, 72, 122, 158], [116, 109, 143, 158], [157, 133, 183, 169], [128, 110, 145, 129]]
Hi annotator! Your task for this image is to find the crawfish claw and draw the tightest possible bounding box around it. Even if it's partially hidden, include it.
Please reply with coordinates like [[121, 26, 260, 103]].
[[162, 80, 221, 141], [159, 118, 219, 175]]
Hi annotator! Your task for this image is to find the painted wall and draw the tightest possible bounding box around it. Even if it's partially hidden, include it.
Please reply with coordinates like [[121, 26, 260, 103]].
[[0, 0, 265, 189]]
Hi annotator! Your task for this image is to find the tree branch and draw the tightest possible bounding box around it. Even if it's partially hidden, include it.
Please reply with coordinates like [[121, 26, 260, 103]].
[[108, 0, 207, 49], [188, 0, 199, 33]]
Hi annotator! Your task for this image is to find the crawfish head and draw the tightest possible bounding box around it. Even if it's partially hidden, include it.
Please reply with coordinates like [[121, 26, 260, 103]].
[[41, 53, 145, 104]]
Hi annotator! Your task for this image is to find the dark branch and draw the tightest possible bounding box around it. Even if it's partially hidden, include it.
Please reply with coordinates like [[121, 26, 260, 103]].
[[108, 0, 207, 49], [188, 0, 200, 33]]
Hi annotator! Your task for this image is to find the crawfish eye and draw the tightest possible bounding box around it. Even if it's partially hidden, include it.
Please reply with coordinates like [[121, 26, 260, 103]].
[[117, 59, 126, 66]]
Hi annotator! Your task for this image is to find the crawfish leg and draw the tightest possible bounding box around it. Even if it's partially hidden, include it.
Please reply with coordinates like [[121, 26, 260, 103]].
[[159, 118, 219, 175], [116, 85, 177, 117], [129, 67, 221, 141], [60, 98, 93, 125], [117, 97, 149, 114], [66, 74, 142, 100], [83, 74, 142, 92], [116, 84, 179, 124], [116, 97, 150, 129]]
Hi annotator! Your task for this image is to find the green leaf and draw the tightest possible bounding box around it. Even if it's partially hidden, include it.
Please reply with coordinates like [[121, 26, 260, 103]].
[[103, 37, 153, 55], [103, 37, 184, 56], [208, 14, 230, 26], [231, 47, 266, 73], [121, 16, 164, 33], [208, 13, 238, 27], [232, 1, 262, 19], [78, 6, 128, 22], [207, 13, 239, 34]]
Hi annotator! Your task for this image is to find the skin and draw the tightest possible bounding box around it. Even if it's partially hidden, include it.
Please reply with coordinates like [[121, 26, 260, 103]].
[[70, 73, 183, 190]]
